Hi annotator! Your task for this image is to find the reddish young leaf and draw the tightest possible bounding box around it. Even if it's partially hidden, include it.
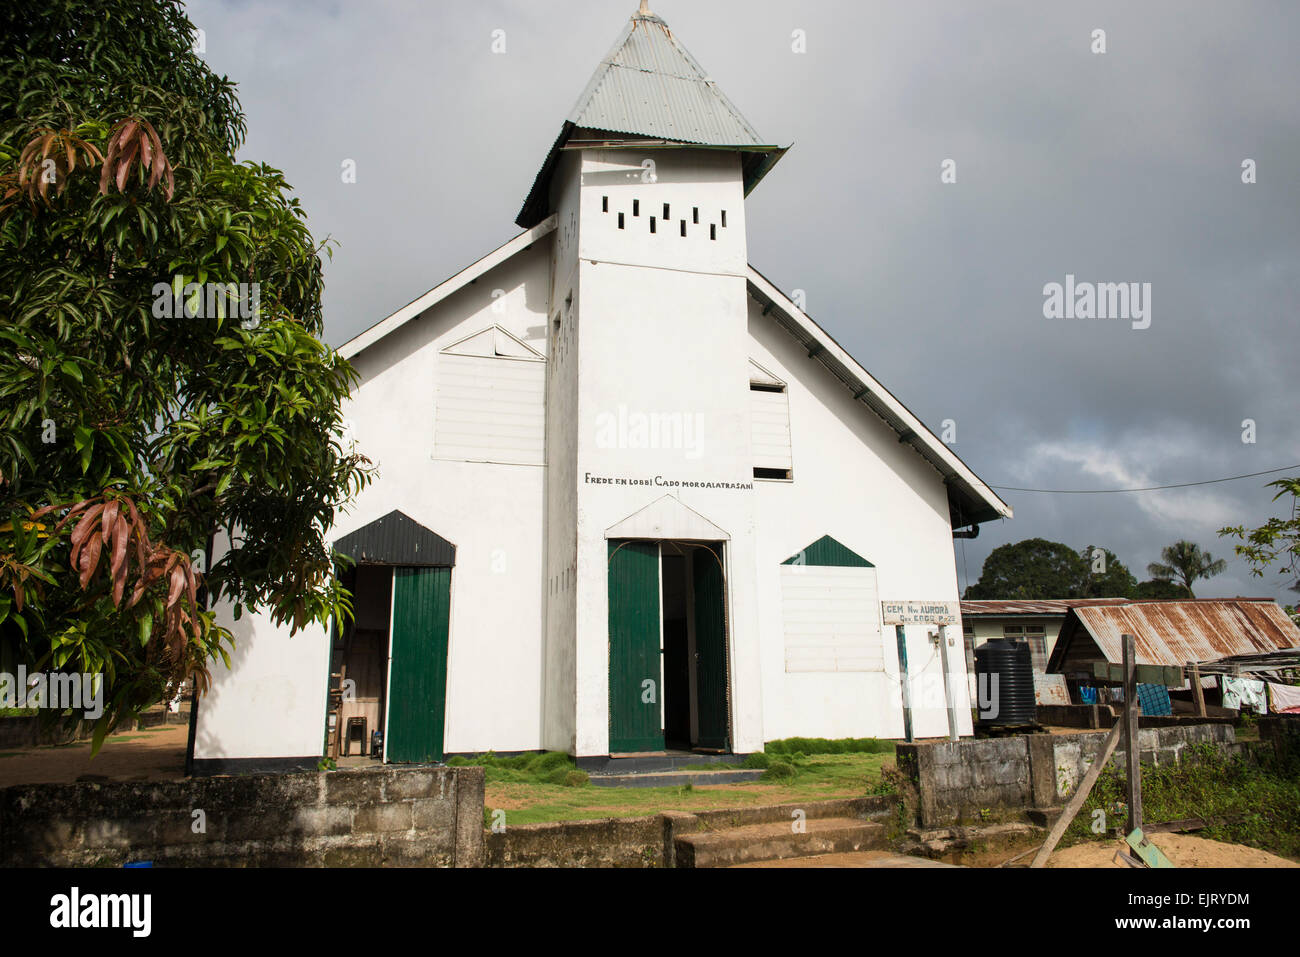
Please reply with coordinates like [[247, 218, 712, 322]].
[[100, 499, 119, 547], [78, 530, 103, 588]]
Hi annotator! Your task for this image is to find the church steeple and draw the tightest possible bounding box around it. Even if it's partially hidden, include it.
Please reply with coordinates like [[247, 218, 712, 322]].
[[516, 4, 786, 228]]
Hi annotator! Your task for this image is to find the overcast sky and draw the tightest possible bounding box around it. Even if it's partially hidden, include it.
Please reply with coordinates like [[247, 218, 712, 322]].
[[187, 0, 1300, 602]]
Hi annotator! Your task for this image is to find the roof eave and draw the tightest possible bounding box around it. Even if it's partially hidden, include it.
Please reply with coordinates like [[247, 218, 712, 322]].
[[517, 122, 576, 229], [746, 266, 1013, 528], [339, 215, 558, 360], [517, 133, 787, 230]]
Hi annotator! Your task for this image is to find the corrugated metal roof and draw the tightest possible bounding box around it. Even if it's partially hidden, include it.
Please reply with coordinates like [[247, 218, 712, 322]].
[[1064, 600, 1300, 667], [568, 13, 764, 147], [334, 511, 456, 567], [961, 599, 1132, 617], [516, 10, 785, 228]]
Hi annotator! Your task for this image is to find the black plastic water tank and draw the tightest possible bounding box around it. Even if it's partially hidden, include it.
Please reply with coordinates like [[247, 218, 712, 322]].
[[974, 638, 1037, 726]]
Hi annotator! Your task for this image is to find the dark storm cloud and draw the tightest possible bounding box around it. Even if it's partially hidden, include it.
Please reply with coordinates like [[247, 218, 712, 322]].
[[188, 0, 1300, 602]]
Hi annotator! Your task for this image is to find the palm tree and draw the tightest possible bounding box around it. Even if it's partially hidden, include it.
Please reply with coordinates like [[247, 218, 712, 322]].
[[1147, 541, 1228, 598]]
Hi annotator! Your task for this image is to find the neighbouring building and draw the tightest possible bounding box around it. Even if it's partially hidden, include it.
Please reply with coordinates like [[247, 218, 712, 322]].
[[1046, 597, 1300, 705], [192, 4, 1012, 774], [960, 598, 1132, 675]]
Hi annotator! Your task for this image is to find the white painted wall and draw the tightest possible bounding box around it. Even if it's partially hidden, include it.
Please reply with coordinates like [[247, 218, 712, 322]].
[[199, 240, 553, 760], [200, 141, 993, 764], [193, 534, 331, 761], [542, 152, 580, 753], [567, 148, 767, 756], [780, 564, 884, 672], [748, 298, 974, 742]]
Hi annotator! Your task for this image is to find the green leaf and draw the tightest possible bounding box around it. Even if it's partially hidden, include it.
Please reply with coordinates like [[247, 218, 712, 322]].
[[0, 3, 372, 735], [79, 433, 94, 474], [89, 716, 110, 757]]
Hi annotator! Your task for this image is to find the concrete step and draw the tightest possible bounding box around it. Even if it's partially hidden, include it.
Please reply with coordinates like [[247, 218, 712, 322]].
[[675, 817, 886, 868], [589, 768, 763, 789], [579, 753, 745, 774], [690, 797, 889, 829]]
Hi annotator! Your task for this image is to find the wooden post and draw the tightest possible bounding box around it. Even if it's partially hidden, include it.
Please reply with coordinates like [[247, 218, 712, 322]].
[[1123, 633, 1142, 833], [1190, 660, 1206, 718], [896, 625, 913, 743], [936, 625, 959, 742]]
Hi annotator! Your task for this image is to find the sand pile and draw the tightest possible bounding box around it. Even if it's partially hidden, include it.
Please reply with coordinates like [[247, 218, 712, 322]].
[[1049, 833, 1298, 868]]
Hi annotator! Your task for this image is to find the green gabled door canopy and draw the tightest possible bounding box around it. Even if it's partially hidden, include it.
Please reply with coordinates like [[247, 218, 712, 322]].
[[782, 535, 874, 567]]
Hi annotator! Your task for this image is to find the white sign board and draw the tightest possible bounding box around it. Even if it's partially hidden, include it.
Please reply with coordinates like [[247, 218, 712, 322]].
[[880, 600, 959, 626], [1034, 673, 1070, 706]]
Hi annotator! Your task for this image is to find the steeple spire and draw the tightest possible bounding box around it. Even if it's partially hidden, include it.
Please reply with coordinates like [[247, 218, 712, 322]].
[[515, 5, 787, 228]]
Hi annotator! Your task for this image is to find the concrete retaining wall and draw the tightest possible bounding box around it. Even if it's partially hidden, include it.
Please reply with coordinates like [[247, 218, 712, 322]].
[[0, 765, 484, 867], [484, 796, 895, 867], [486, 814, 665, 868], [1260, 714, 1300, 759], [897, 724, 1236, 827]]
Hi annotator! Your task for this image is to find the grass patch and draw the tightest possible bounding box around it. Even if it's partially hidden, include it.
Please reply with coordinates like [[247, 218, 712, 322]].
[[447, 751, 588, 787], [0, 708, 38, 717], [1062, 742, 1300, 861], [484, 751, 894, 825], [761, 760, 798, 783], [765, 737, 895, 756]]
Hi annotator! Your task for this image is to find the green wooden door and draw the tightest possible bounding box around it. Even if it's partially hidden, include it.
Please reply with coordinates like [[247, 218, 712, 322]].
[[386, 566, 451, 763], [608, 540, 663, 753], [692, 544, 729, 750]]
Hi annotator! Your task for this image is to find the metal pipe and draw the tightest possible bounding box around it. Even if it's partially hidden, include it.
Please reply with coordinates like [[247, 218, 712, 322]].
[[937, 625, 959, 742], [896, 625, 913, 743]]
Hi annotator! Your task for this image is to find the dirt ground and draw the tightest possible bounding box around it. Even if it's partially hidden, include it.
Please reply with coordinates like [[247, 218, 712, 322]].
[[1048, 833, 1299, 868], [734, 851, 959, 868], [0, 723, 188, 787]]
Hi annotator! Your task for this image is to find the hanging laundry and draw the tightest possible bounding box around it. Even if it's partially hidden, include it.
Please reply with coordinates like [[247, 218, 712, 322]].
[[1221, 676, 1268, 713], [1137, 683, 1173, 716], [1266, 681, 1300, 714]]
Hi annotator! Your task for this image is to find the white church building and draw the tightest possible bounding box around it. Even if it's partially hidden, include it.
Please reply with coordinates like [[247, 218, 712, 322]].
[[192, 4, 1012, 774]]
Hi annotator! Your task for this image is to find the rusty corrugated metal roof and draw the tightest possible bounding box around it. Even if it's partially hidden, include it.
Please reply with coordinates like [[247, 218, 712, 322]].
[[1069, 600, 1300, 666], [961, 598, 1132, 617]]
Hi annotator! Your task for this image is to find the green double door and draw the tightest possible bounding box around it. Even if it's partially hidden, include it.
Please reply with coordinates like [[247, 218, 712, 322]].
[[690, 544, 728, 751], [607, 541, 729, 754], [385, 566, 452, 763]]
